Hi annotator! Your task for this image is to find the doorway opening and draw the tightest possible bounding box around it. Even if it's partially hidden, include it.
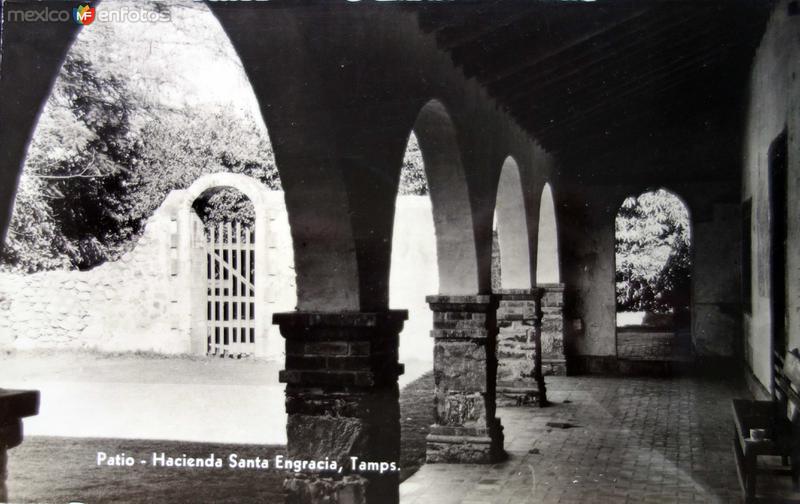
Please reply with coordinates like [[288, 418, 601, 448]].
[[193, 188, 256, 358], [769, 129, 788, 359], [615, 188, 692, 362]]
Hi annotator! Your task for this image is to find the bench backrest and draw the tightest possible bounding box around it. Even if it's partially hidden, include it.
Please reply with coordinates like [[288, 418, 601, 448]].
[[773, 349, 800, 419]]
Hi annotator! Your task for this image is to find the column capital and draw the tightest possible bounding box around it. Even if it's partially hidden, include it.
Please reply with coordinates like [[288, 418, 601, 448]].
[[275, 310, 406, 388], [273, 310, 408, 331], [0, 389, 39, 427], [426, 294, 495, 312], [494, 288, 544, 301], [537, 283, 565, 292]]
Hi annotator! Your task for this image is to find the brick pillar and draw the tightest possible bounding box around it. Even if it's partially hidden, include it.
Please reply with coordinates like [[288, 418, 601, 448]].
[[273, 311, 407, 504], [0, 389, 39, 502], [425, 295, 504, 463], [538, 283, 567, 375], [495, 289, 548, 406]]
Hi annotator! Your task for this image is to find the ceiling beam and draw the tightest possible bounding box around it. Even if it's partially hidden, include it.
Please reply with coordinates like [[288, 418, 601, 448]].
[[484, 7, 651, 87]]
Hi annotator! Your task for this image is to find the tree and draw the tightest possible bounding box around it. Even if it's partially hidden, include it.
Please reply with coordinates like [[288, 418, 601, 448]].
[[615, 189, 691, 314], [398, 133, 428, 196], [1, 54, 144, 272]]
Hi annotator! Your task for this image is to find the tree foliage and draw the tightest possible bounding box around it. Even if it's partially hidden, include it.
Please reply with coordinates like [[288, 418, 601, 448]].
[[398, 133, 428, 196], [615, 189, 691, 314], [1, 54, 277, 273]]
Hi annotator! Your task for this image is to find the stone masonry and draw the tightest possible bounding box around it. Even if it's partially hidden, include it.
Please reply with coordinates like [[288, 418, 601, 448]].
[[539, 283, 567, 375], [426, 295, 505, 464], [274, 311, 407, 504], [495, 289, 547, 406]]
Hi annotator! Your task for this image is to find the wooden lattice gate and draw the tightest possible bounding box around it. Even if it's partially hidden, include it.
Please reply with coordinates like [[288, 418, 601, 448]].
[[206, 222, 256, 357]]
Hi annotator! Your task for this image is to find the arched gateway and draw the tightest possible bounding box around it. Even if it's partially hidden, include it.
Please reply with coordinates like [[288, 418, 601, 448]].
[[172, 172, 294, 359]]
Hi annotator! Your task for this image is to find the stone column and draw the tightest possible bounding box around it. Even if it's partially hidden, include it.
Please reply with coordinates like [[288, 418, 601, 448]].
[[0, 389, 39, 502], [495, 289, 548, 406], [425, 295, 504, 463], [539, 284, 567, 375], [274, 311, 407, 504]]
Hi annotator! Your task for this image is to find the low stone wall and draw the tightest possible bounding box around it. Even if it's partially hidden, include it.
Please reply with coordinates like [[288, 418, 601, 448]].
[[0, 202, 182, 353]]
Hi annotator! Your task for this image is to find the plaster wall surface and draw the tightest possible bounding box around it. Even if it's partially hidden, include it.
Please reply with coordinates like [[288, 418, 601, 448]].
[[691, 204, 741, 357], [742, 0, 800, 389], [559, 186, 618, 358], [390, 195, 437, 364]]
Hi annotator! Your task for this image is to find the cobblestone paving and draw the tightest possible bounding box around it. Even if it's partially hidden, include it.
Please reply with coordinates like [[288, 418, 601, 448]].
[[401, 375, 751, 504]]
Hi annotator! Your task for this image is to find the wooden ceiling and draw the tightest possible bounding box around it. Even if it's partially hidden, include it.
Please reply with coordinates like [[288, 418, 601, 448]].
[[411, 0, 774, 179]]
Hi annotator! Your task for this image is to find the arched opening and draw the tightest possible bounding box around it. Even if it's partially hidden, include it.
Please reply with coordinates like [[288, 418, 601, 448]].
[[490, 156, 544, 405], [535, 183, 567, 376], [192, 187, 257, 358], [491, 157, 532, 290], [391, 99, 486, 474], [411, 99, 479, 295], [0, 9, 293, 503], [391, 132, 438, 375], [536, 183, 560, 284], [615, 188, 693, 362]]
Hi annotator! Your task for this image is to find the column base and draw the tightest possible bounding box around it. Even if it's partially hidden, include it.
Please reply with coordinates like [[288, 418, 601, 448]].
[[542, 358, 567, 376], [426, 418, 505, 463], [496, 386, 544, 406]]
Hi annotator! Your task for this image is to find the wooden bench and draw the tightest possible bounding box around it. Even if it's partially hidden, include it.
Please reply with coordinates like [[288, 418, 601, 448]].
[[732, 349, 800, 502]]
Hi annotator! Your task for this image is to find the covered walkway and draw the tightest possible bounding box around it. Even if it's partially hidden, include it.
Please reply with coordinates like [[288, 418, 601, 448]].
[[402, 375, 766, 504]]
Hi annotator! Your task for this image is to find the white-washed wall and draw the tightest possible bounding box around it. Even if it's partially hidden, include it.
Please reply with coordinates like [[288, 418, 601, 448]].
[[390, 195, 438, 365], [742, 0, 800, 389]]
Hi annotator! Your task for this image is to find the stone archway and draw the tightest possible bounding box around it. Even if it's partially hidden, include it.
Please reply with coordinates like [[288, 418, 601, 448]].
[[413, 99, 479, 295], [492, 156, 546, 405], [494, 156, 533, 290], [614, 188, 693, 363], [174, 172, 294, 359]]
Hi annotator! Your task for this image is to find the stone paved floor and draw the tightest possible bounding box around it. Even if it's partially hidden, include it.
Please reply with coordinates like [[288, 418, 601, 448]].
[[401, 375, 753, 504]]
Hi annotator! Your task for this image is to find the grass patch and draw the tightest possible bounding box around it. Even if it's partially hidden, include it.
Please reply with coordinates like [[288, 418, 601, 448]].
[[8, 438, 286, 503], [399, 370, 434, 482], [7, 371, 435, 502]]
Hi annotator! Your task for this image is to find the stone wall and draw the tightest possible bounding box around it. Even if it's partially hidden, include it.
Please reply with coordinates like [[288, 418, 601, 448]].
[[540, 284, 566, 375], [0, 182, 296, 357], [741, 0, 800, 389], [0, 200, 183, 353]]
